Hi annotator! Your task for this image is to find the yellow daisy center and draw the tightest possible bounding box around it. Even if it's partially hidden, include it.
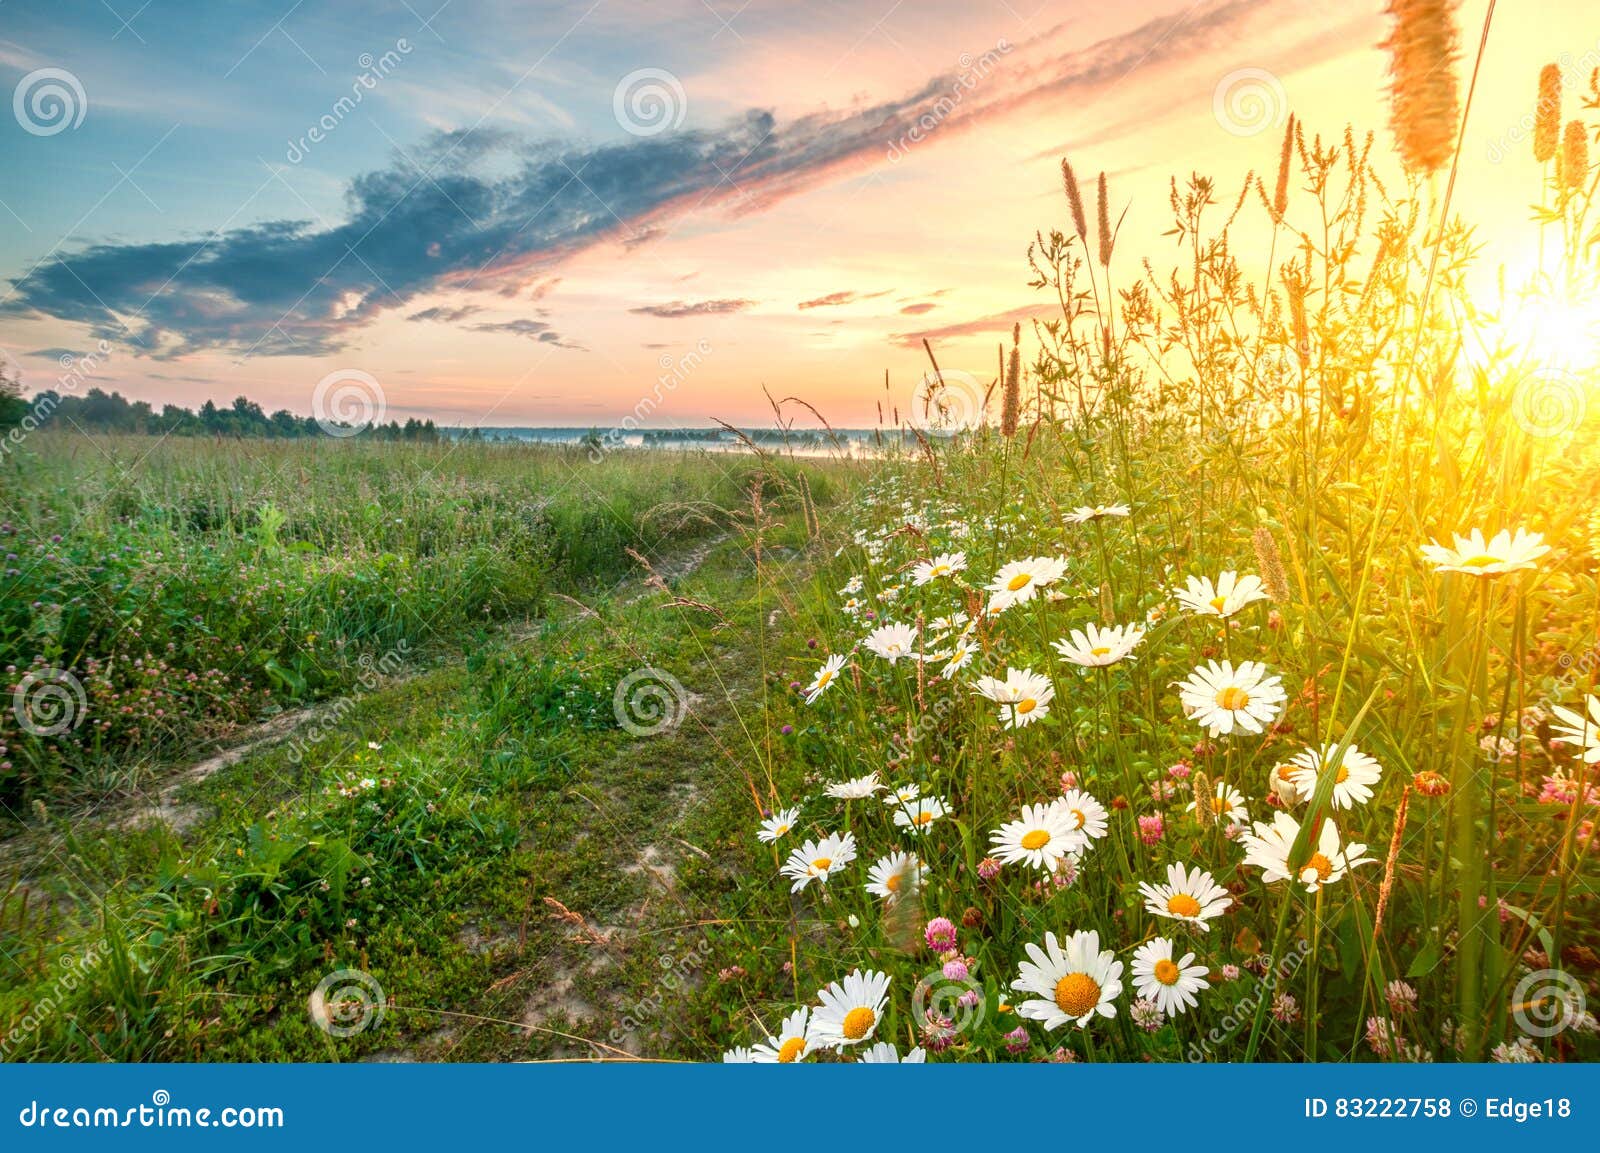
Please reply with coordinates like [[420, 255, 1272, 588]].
[[915, 811, 935, 826], [1153, 958, 1182, 986], [777, 1036, 806, 1063], [885, 872, 903, 892], [1461, 554, 1499, 568], [1016, 698, 1037, 714], [1209, 594, 1229, 611], [1301, 851, 1333, 881], [1020, 829, 1051, 850], [1166, 893, 1202, 917], [773, 823, 790, 837], [1276, 764, 1296, 781], [1007, 573, 1032, 591], [1210, 795, 1232, 813], [1216, 686, 1250, 710], [1069, 809, 1086, 829], [811, 857, 832, 872], [1335, 765, 1349, 783], [1090, 645, 1113, 657], [1053, 972, 1102, 1018], [930, 564, 950, 577], [841, 1006, 876, 1040], [816, 670, 833, 687]]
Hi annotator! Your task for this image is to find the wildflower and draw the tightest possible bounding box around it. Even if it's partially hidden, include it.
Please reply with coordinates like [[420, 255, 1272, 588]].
[[924, 917, 959, 952], [757, 805, 801, 844], [942, 959, 969, 982], [811, 969, 891, 1048], [976, 857, 1002, 881], [892, 795, 950, 831], [1138, 861, 1233, 931], [1177, 659, 1286, 736], [1534, 63, 1562, 163], [1186, 780, 1250, 827], [1055, 789, 1109, 847], [1550, 694, 1600, 763], [1137, 813, 1165, 845], [1132, 937, 1208, 1016], [984, 555, 1068, 610], [1011, 929, 1123, 1030], [939, 637, 977, 678], [1366, 1015, 1400, 1058], [1173, 571, 1269, 618], [1049, 1046, 1078, 1063], [1562, 118, 1589, 191], [1268, 761, 1309, 805], [911, 552, 967, 585], [779, 831, 858, 893], [858, 1041, 925, 1063], [839, 575, 864, 595], [863, 622, 919, 664], [1003, 1025, 1031, 1053], [1287, 742, 1384, 809], [804, 654, 847, 704], [1065, 504, 1130, 523], [1420, 528, 1550, 576], [1385, 980, 1419, 1015], [882, 781, 921, 806], [1130, 998, 1166, 1032], [1490, 1038, 1541, 1063], [1412, 769, 1451, 797], [864, 851, 925, 903], [722, 1046, 758, 1062], [990, 801, 1083, 870], [1221, 964, 1241, 981], [1270, 992, 1301, 1025], [750, 1007, 815, 1063], [961, 906, 983, 928], [1240, 811, 1374, 892], [973, 666, 1056, 729], [824, 772, 882, 799], [1539, 773, 1598, 807], [1051, 622, 1145, 667]]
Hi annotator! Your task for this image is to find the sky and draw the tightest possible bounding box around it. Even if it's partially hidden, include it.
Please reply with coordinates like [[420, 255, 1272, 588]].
[[0, 0, 1595, 429]]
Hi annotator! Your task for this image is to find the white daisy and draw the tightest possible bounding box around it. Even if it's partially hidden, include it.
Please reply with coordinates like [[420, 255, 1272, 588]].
[[1240, 811, 1374, 892], [985, 555, 1069, 610], [1053, 789, 1109, 847], [940, 637, 977, 678], [1551, 694, 1600, 763], [811, 969, 891, 1048], [841, 596, 865, 616], [757, 805, 801, 844], [1052, 622, 1146, 667], [825, 772, 882, 800], [1131, 938, 1208, 1016], [779, 831, 858, 892], [911, 552, 967, 585], [891, 795, 950, 832], [1138, 862, 1232, 932], [1268, 760, 1311, 805], [1176, 659, 1286, 736], [722, 1046, 758, 1062], [750, 1007, 815, 1063], [858, 1041, 926, 1062], [990, 802, 1082, 870], [1287, 742, 1383, 809], [1011, 929, 1123, 1030], [972, 666, 1056, 729], [1173, 571, 1270, 617], [864, 851, 925, 902], [1065, 504, 1131, 523], [804, 654, 848, 704], [863, 622, 919, 664], [839, 575, 864, 595], [882, 782, 922, 807], [1186, 780, 1250, 826], [1420, 528, 1550, 576]]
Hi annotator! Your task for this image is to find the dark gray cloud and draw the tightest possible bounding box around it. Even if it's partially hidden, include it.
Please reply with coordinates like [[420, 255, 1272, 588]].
[[629, 298, 754, 319], [25, 347, 80, 361], [407, 304, 484, 323], [467, 318, 584, 349], [2, 1, 1274, 359]]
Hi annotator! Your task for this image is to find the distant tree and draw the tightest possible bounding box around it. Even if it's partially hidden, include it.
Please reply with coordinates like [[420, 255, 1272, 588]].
[[0, 360, 25, 430]]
